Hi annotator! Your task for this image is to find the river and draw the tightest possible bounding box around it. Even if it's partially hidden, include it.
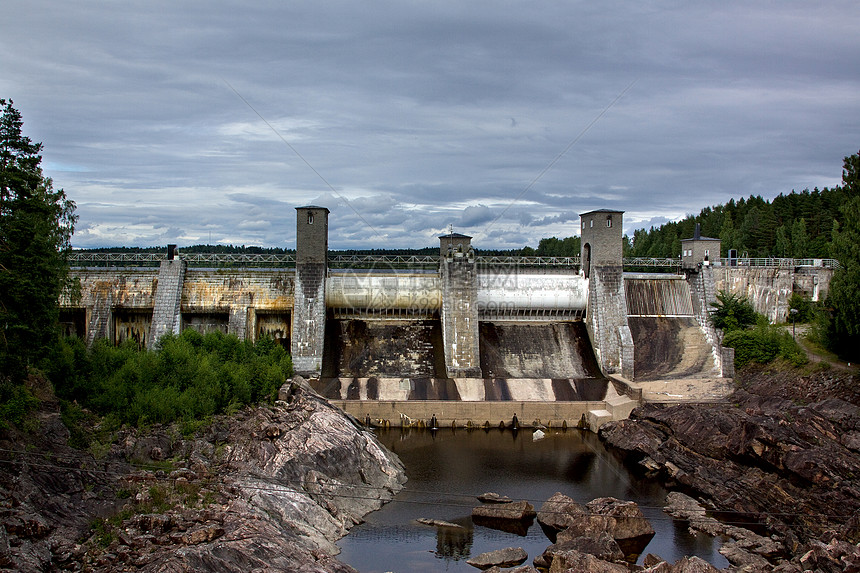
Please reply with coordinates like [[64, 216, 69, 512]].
[[338, 427, 727, 572]]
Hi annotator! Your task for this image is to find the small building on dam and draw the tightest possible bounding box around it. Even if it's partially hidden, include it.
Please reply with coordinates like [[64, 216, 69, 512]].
[[62, 207, 835, 430]]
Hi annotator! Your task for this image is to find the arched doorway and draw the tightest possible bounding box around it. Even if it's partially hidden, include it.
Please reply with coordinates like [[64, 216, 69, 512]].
[[583, 243, 591, 278]]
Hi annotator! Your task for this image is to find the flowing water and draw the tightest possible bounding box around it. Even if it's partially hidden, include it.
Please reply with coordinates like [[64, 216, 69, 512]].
[[338, 427, 727, 572]]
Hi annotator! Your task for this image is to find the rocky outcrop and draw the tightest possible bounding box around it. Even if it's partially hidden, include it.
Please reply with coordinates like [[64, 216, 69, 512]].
[[0, 377, 405, 572], [600, 367, 860, 569], [536, 493, 654, 558]]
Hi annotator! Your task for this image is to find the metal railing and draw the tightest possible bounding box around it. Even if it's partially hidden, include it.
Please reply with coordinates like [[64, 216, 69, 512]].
[[68, 251, 840, 270], [476, 255, 580, 267], [69, 252, 296, 268], [622, 257, 681, 268], [719, 257, 839, 268], [328, 254, 439, 268]]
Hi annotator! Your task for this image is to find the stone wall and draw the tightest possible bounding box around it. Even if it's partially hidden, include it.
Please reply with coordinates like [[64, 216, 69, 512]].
[[292, 262, 327, 376], [586, 266, 635, 379], [708, 264, 834, 325], [713, 267, 794, 323], [440, 252, 481, 377], [182, 270, 295, 340], [149, 260, 187, 348], [64, 268, 159, 345]]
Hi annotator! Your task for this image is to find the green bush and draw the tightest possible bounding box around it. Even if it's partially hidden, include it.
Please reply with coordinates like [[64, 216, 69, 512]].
[[788, 293, 816, 323], [723, 321, 808, 368], [0, 380, 40, 429], [710, 291, 758, 332], [49, 330, 292, 429]]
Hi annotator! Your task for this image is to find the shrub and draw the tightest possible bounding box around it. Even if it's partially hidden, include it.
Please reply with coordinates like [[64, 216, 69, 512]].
[[710, 291, 758, 332], [723, 322, 808, 368], [0, 380, 40, 429], [51, 330, 292, 430], [788, 293, 816, 323]]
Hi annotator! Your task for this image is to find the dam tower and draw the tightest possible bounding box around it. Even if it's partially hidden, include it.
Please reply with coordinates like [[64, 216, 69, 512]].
[[439, 232, 481, 377], [292, 206, 329, 377], [580, 209, 634, 379]]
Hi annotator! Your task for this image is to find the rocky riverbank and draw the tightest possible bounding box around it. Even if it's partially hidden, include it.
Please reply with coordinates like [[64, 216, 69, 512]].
[[0, 376, 406, 572], [600, 364, 860, 571]]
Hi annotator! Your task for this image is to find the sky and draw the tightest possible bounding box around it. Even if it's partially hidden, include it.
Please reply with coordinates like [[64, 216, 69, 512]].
[[2, 1, 859, 250]]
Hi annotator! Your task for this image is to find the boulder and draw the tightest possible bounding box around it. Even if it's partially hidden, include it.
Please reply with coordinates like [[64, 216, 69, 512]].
[[534, 533, 624, 569], [466, 546, 528, 570], [483, 566, 538, 573], [586, 497, 656, 540], [537, 492, 587, 541], [472, 500, 536, 521], [546, 548, 628, 573], [670, 556, 723, 572]]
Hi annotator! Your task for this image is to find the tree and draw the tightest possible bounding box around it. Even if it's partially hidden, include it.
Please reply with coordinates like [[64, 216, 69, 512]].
[[774, 225, 791, 258], [825, 151, 860, 360], [791, 218, 809, 259], [0, 99, 77, 380], [710, 290, 757, 332]]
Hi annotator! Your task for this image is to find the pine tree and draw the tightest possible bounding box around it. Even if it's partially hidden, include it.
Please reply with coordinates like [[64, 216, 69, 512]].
[[825, 150, 860, 361], [0, 99, 77, 380]]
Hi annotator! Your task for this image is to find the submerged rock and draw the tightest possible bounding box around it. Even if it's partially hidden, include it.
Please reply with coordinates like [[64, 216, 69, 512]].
[[416, 517, 464, 529], [478, 492, 514, 504]]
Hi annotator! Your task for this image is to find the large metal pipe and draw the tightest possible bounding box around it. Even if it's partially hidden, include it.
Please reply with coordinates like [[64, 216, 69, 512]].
[[326, 274, 442, 310], [476, 273, 588, 312], [326, 271, 589, 315]]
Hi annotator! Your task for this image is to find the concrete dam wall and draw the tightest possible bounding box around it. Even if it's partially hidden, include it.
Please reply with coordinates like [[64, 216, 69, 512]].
[[479, 322, 600, 380]]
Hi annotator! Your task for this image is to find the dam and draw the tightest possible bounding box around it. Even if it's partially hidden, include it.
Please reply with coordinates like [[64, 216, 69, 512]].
[[62, 207, 835, 430]]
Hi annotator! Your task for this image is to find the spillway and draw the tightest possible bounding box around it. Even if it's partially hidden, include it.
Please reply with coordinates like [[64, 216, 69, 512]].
[[479, 322, 600, 380], [625, 274, 718, 380]]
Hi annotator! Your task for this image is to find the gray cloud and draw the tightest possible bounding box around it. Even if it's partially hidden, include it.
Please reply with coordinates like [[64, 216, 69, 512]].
[[2, 0, 857, 249]]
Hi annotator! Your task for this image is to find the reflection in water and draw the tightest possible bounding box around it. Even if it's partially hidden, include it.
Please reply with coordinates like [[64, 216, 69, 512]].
[[338, 428, 727, 573], [434, 522, 473, 560]]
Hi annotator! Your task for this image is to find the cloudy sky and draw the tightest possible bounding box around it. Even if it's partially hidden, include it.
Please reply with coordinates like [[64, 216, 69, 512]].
[[2, 1, 859, 250]]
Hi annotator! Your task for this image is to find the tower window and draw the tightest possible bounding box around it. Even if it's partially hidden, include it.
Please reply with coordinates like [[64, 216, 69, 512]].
[[590, 220, 593, 228], [308, 212, 314, 225], [606, 216, 612, 228]]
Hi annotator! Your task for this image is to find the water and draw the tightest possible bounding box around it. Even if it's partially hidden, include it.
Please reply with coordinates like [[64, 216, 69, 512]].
[[338, 428, 727, 572]]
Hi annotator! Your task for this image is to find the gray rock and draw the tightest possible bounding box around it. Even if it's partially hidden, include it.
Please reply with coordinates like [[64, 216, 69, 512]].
[[537, 492, 587, 541], [585, 497, 656, 542], [669, 556, 723, 572], [0, 379, 405, 573], [718, 541, 772, 570], [535, 533, 624, 569], [483, 566, 539, 573], [546, 548, 628, 572], [466, 546, 528, 570], [478, 492, 514, 504], [472, 500, 536, 521], [416, 518, 464, 529]]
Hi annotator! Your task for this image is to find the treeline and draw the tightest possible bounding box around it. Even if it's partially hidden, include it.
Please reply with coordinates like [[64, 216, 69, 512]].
[[627, 186, 849, 259]]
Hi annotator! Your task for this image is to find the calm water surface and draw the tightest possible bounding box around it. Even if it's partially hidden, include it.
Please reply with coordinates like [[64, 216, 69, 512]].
[[338, 427, 727, 573]]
